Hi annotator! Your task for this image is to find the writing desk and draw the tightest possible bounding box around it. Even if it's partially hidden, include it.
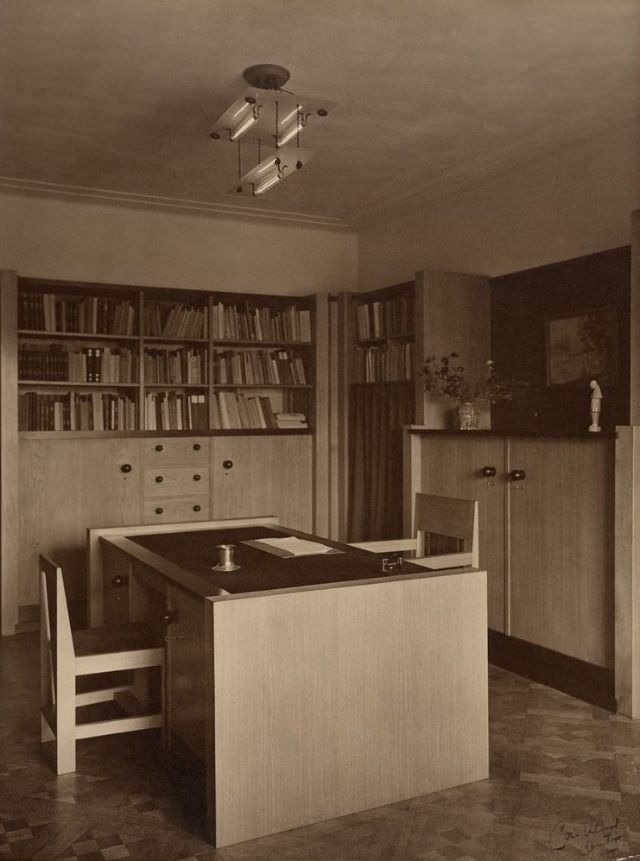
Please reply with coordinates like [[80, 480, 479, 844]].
[[88, 518, 489, 848]]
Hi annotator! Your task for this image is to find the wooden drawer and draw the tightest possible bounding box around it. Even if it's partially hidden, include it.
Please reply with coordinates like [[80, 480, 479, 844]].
[[143, 497, 210, 524], [144, 465, 210, 498], [142, 436, 209, 466]]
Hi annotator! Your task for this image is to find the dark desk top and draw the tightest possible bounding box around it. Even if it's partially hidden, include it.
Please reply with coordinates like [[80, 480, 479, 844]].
[[128, 526, 455, 597]]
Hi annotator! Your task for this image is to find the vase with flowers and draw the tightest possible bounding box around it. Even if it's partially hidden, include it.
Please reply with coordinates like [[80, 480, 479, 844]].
[[422, 353, 516, 430]]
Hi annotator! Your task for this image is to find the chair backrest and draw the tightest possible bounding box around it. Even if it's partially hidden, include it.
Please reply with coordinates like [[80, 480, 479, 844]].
[[413, 493, 479, 567], [40, 555, 75, 710]]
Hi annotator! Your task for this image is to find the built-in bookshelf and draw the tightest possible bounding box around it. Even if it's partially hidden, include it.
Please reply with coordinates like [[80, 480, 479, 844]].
[[351, 283, 415, 384], [17, 279, 316, 434]]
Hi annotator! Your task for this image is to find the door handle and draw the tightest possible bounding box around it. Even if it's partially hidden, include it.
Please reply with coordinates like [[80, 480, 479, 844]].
[[509, 469, 526, 482]]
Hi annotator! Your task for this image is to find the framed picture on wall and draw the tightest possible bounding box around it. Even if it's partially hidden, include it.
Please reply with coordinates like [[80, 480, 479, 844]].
[[545, 306, 619, 386]]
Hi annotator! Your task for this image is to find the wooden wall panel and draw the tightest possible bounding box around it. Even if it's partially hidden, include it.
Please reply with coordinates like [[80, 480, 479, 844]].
[[415, 270, 491, 429], [212, 572, 488, 847], [19, 438, 141, 605], [211, 435, 313, 532], [491, 246, 630, 434]]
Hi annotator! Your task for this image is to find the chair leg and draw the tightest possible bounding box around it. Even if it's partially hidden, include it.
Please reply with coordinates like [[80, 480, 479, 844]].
[[40, 713, 54, 743], [55, 682, 76, 774]]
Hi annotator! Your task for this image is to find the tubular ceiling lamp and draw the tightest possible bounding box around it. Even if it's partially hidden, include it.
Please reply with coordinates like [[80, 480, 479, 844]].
[[209, 64, 329, 196]]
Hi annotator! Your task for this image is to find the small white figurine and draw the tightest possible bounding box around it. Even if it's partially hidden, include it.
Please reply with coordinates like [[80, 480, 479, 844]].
[[588, 379, 602, 432]]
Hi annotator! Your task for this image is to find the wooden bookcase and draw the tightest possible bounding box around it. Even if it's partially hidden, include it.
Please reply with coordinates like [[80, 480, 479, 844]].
[[1, 272, 330, 635], [17, 278, 316, 435]]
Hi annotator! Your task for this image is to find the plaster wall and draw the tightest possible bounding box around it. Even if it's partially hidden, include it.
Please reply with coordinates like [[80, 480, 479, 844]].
[[358, 124, 639, 287], [0, 192, 358, 295]]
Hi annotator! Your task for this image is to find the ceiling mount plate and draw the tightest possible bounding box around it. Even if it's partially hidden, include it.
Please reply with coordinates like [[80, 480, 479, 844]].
[[243, 64, 290, 91]]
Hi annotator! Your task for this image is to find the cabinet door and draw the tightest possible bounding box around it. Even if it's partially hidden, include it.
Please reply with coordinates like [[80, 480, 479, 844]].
[[19, 438, 141, 608], [418, 436, 507, 632], [211, 435, 313, 533], [508, 438, 614, 667]]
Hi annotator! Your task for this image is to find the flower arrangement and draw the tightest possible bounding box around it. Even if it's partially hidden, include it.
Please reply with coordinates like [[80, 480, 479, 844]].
[[422, 354, 516, 403]]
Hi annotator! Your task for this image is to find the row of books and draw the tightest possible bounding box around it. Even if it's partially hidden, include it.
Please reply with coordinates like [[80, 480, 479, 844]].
[[143, 348, 207, 385], [19, 392, 137, 431], [212, 392, 309, 430], [18, 345, 138, 383], [357, 342, 413, 382], [211, 349, 308, 386], [144, 303, 208, 339], [211, 302, 312, 343], [355, 295, 413, 341], [19, 293, 136, 335], [144, 392, 209, 431]]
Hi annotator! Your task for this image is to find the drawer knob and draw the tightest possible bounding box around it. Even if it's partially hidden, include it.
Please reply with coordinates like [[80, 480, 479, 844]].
[[155, 444, 164, 452], [222, 460, 233, 470], [155, 507, 164, 515], [193, 443, 201, 451], [120, 463, 132, 473], [193, 504, 201, 512], [111, 575, 128, 588], [155, 475, 164, 483], [193, 473, 201, 481], [482, 466, 497, 477], [510, 469, 526, 481]]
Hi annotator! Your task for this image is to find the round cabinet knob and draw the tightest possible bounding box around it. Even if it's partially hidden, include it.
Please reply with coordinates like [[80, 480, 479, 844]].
[[111, 575, 128, 587], [120, 463, 132, 473], [155, 444, 164, 452], [193, 474, 201, 481], [155, 507, 164, 515], [155, 475, 164, 483], [482, 466, 497, 477], [193, 443, 201, 451], [222, 460, 233, 470], [193, 504, 201, 512], [510, 469, 526, 481]]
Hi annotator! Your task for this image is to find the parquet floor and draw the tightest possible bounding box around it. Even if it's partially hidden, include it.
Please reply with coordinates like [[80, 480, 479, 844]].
[[2, 632, 640, 861]]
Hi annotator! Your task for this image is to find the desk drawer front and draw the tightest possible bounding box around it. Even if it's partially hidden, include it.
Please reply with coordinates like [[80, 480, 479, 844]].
[[142, 437, 210, 466], [143, 497, 211, 523], [144, 466, 210, 498]]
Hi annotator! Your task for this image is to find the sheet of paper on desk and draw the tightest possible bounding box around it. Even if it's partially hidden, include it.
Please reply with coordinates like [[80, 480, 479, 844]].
[[244, 537, 341, 557]]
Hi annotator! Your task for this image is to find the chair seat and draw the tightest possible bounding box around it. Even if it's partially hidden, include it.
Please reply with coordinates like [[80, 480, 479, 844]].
[[72, 622, 162, 657]]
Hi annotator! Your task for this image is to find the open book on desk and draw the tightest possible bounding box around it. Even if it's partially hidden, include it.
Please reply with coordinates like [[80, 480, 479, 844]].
[[242, 536, 344, 558]]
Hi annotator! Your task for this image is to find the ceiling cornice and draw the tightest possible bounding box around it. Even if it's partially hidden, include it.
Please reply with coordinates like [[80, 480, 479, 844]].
[[0, 176, 353, 232]]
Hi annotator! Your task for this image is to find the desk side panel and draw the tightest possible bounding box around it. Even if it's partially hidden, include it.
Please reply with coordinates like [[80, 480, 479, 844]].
[[212, 571, 488, 847]]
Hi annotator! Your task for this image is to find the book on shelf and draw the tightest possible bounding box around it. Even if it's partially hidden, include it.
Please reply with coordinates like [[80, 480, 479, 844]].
[[275, 412, 309, 429], [355, 294, 413, 341], [211, 391, 304, 430], [143, 346, 207, 385], [211, 302, 312, 343], [144, 302, 208, 339], [19, 293, 136, 335], [356, 341, 413, 382], [144, 391, 208, 431], [18, 344, 138, 383], [212, 348, 307, 385], [18, 391, 137, 432]]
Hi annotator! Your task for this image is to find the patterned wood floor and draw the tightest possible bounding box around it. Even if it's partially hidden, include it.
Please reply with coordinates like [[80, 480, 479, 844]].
[[2, 632, 640, 861]]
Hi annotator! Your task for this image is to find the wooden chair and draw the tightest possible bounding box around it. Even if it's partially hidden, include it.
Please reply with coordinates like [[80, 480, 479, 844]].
[[39, 555, 164, 774], [350, 492, 479, 569]]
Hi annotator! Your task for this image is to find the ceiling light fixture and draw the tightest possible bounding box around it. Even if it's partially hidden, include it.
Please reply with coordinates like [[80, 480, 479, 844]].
[[209, 64, 330, 197]]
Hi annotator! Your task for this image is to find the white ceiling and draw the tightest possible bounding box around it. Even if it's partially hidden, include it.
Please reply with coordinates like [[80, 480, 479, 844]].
[[1, 0, 639, 229]]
